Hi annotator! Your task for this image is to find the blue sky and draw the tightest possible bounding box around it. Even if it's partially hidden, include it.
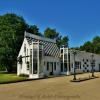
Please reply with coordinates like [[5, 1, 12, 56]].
[[0, 0, 100, 47]]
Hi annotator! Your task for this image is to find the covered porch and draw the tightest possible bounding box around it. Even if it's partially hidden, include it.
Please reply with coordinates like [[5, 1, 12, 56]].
[[29, 41, 44, 79]]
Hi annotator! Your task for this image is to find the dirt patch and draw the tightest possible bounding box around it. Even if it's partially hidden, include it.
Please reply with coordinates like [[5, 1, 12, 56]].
[[0, 72, 100, 100]]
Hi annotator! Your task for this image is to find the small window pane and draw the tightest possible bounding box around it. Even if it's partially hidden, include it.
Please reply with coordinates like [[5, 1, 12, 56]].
[[61, 63, 63, 72], [54, 62, 56, 70], [47, 62, 49, 71]]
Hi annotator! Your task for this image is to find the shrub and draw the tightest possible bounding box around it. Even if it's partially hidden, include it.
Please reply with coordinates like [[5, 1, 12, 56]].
[[19, 74, 29, 77]]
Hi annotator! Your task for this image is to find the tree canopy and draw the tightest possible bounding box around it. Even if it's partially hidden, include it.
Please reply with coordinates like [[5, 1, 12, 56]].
[[61, 36, 69, 47], [0, 13, 28, 72], [44, 28, 59, 39], [80, 36, 100, 54], [44, 27, 69, 47], [26, 25, 42, 36]]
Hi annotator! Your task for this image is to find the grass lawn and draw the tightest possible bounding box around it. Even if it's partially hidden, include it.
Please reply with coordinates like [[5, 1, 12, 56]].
[[0, 73, 28, 84]]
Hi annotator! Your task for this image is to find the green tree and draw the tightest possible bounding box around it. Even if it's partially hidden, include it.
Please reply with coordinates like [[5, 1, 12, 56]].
[[61, 36, 69, 47], [44, 27, 69, 47], [92, 36, 100, 54], [0, 13, 28, 72], [92, 36, 100, 44], [26, 25, 42, 36], [80, 36, 100, 54], [44, 27, 59, 39], [80, 41, 94, 52]]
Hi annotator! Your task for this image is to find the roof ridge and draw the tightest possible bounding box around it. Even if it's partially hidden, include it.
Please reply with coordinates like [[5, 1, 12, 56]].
[[24, 31, 56, 43]]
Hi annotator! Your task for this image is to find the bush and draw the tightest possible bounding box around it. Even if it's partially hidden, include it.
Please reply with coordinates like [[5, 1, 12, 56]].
[[19, 74, 29, 77]]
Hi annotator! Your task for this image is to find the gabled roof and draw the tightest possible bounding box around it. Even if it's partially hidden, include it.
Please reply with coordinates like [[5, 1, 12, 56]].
[[25, 32, 60, 58]]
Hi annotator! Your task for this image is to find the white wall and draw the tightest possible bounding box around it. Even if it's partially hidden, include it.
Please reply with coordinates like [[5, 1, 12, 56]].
[[17, 39, 100, 78], [43, 56, 60, 76], [17, 38, 30, 75], [17, 38, 61, 78], [69, 51, 100, 74]]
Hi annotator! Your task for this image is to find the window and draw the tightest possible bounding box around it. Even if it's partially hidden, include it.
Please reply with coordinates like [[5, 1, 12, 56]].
[[64, 63, 67, 72], [33, 49, 37, 57], [75, 61, 81, 69], [64, 54, 67, 60], [33, 59, 37, 74], [47, 62, 49, 71], [87, 59, 88, 62], [27, 49, 28, 61], [24, 44, 26, 52], [61, 49, 63, 53], [80, 62, 81, 69], [39, 44, 43, 49], [61, 63, 63, 72], [30, 49, 32, 74], [84, 62, 86, 64], [54, 62, 56, 70], [24, 44, 26, 63], [39, 50, 42, 59], [33, 49, 38, 74], [72, 63, 73, 68], [27, 61, 29, 70]]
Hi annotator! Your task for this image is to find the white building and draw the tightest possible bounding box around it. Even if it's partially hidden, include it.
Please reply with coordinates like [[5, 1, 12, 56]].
[[17, 32, 100, 79], [17, 32, 60, 79]]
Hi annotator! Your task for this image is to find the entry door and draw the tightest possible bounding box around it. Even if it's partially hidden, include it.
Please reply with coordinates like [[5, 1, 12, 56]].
[[50, 62, 53, 75]]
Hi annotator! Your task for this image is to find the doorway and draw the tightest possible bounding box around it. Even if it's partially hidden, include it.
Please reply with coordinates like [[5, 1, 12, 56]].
[[50, 62, 53, 75]]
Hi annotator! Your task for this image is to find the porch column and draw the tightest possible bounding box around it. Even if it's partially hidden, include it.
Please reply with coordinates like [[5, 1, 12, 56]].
[[63, 47, 64, 72], [37, 41, 40, 76], [67, 48, 69, 75], [31, 42, 34, 75]]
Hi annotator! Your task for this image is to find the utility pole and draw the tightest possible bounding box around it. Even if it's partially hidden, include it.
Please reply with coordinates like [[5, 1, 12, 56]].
[[91, 54, 95, 77], [73, 50, 77, 80]]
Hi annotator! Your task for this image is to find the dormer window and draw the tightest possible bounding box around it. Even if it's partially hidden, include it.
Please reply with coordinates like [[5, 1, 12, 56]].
[[24, 44, 26, 62]]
